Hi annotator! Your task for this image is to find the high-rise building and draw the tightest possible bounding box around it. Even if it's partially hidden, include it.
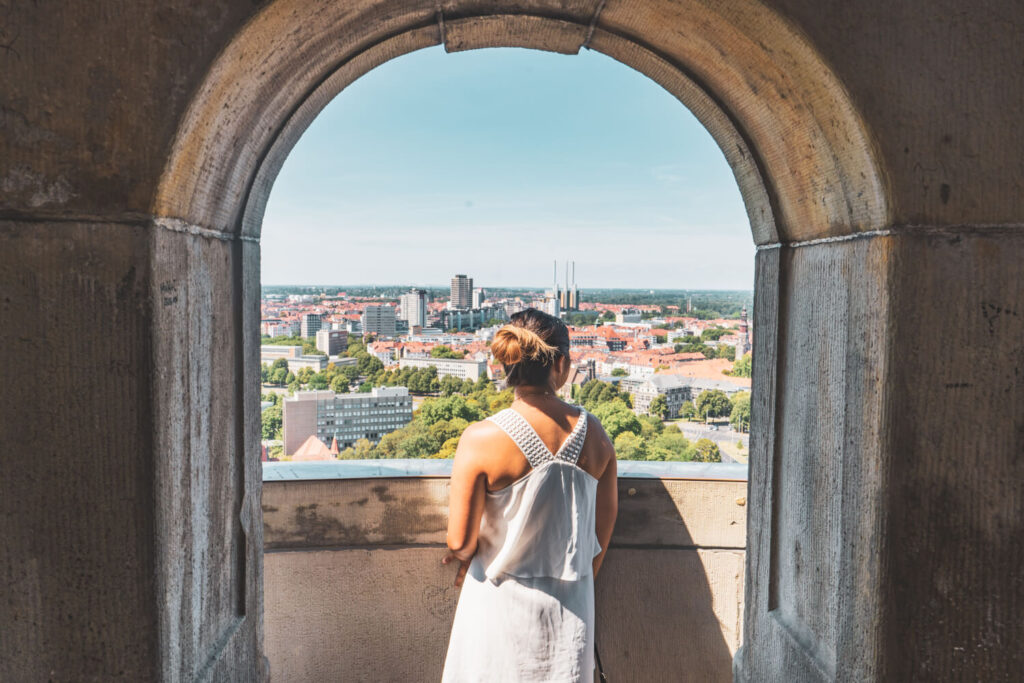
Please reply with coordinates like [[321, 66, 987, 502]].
[[450, 274, 473, 309], [361, 305, 396, 337], [283, 387, 413, 454], [315, 329, 348, 355], [300, 313, 322, 339], [399, 288, 427, 328], [472, 287, 485, 309]]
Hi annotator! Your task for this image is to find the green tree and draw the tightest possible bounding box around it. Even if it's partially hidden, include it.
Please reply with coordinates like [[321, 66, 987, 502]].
[[649, 394, 669, 419], [357, 381, 372, 393], [680, 401, 696, 420], [260, 363, 270, 383], [591, 399, 642, 440], [730, 352, 752, 378], [600, 310, 615, 322], [488, 388, 515, 414], [417, 396, 485, 426], [695, 389, 732, 420], [428, 417, 469, 446], [610, 368, 628, 377], [730, 391, 751, 432], [434, 436, 461, 459], [439, 375, 463, 396], [694, 438, 722, 462], [638, 415, 664, 439], [613, 431, 648, 460], [655, 334, 668, 344], [338, 438, 376, 460], [701, 328, 729, 341], [261, 404, 282, 440], [308, 372, 329, 390], [430, 345, 464, 359], [330, 375, 349, 393], [717, 345, 736, 360], [649, 430, 694, 461]]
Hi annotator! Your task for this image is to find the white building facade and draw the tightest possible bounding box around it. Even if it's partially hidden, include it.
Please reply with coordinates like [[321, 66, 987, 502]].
[[398, 356, 486, 380]]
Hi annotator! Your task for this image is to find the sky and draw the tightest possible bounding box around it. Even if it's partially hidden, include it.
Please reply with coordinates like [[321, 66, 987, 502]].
[[261, 46, 755, 290]]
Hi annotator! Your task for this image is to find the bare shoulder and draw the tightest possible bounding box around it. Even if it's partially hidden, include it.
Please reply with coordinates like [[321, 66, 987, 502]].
[[458, 418, 502, 447], [452, 418, 502, 461]]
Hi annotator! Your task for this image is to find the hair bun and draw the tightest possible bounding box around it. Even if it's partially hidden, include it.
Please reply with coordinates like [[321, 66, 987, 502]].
[[491, 324, 558, 365]]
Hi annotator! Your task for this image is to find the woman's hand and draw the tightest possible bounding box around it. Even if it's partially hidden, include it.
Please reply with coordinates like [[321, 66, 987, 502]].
[[442, 550, 473, 587]]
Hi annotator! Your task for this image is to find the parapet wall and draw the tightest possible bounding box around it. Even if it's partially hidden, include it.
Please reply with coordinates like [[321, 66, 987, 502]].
[[262, 461, 747, 682]]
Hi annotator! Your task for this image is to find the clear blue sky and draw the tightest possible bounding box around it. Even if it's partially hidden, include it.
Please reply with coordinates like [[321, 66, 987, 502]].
[[261, 46, 754, 290]]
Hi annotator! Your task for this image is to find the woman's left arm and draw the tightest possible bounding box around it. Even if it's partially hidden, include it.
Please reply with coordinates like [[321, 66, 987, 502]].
[[443, 424, 489, 587]]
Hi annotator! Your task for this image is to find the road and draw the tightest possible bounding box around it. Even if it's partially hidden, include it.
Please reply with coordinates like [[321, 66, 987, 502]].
[[670, 420, 749, 464]]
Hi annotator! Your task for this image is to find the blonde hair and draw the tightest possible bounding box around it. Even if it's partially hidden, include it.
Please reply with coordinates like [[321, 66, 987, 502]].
[[489, 308, 570, 387], [491, 325, 559, 365]]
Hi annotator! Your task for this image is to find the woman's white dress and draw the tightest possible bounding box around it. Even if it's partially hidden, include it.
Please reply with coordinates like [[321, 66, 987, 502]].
[[442, 407, 601, 683]]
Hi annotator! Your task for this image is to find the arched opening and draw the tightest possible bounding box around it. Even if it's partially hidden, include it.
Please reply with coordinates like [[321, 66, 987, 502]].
[[151, 2, 890, 679], [257, 44, 754, 679]]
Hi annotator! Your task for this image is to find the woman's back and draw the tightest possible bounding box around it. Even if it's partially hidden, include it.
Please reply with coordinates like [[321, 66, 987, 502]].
[[442, 403, 607, 682], [473, 406, 599, 583], [442, 309, 618, 682]]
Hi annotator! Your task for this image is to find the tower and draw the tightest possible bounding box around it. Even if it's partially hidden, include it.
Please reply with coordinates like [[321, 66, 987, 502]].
[[450, 274, 472, 309], [736, 305, 751, 360]]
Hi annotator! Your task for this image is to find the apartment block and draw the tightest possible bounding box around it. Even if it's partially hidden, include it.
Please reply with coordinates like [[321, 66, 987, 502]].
[[398, 356, 486, 380], [283, 387, 413, 454], [361, 305, 396, 337], [300, 313, 322, 339]]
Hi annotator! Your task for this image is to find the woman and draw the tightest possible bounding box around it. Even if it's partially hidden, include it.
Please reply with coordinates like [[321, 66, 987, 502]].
[[441, 308, 619, 682]]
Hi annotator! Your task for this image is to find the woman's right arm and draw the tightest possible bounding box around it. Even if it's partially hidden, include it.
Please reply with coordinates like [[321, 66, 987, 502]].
[[592, 421, 618, 578]]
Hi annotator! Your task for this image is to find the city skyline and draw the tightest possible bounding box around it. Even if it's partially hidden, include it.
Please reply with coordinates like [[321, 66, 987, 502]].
[[261, 46, 755, 290]]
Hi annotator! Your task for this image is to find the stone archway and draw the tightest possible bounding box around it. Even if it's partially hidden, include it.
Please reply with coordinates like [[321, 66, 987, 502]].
[[150, 1, 891, 680]]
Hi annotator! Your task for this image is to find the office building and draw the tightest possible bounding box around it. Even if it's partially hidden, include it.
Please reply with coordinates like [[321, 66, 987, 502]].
[[361, 305, 396, 337], [398, 356, 486, 380], [300, 313, 322, 339], [399, 289, 427, 328], [450, 274, 473, 309], [472, 287, 485, 309], [316, 329, 348, 355], [282, 387, 413, 454]]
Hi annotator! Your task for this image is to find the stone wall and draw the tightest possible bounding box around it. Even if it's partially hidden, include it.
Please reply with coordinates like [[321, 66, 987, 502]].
[[2, 1, 1022, 680], [262, 470, 747, 682]]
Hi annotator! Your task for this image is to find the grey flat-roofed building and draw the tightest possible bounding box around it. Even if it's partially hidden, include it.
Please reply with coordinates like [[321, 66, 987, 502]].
[[283, 387, 413, 454], [398, 356, 486, 380], [361, 305, 396, 337], [300, 313, 322, 339]]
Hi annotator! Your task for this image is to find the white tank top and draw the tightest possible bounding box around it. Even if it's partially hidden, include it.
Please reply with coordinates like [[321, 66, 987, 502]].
[[474, 407, 602, 582]]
